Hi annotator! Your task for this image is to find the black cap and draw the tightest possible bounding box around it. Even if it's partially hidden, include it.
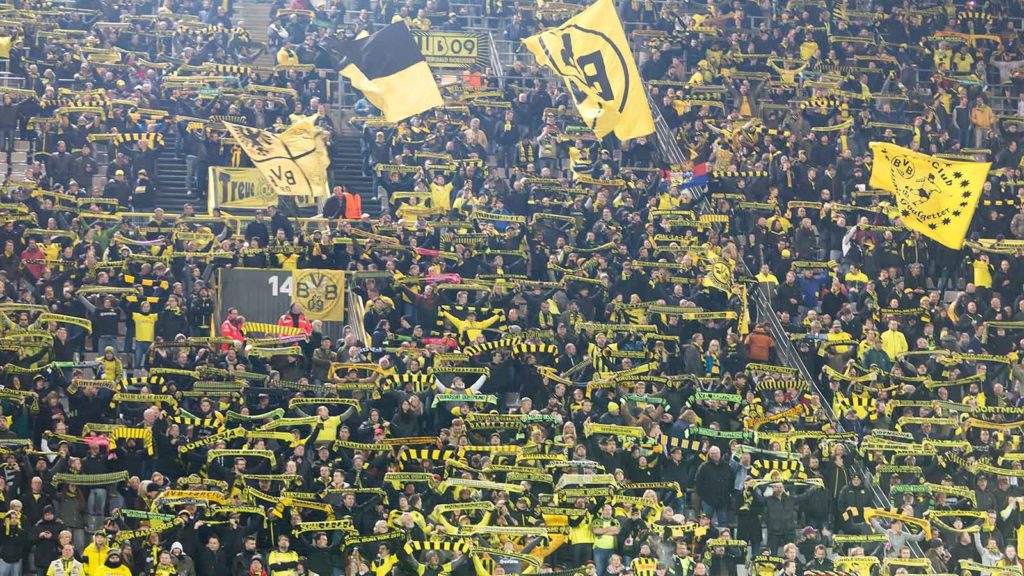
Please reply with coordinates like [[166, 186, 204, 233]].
[[42, 505, 54, 515]]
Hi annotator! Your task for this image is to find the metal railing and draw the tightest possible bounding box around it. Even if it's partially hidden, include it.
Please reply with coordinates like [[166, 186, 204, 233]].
[[346, 288, 369, 344], [488, 31, 506, 82], [645, 79, 916, 557]]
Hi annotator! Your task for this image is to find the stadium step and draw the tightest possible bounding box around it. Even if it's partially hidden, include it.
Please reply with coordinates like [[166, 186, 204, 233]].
[[234, 0, 277, 70], [330, 135, 378, 218], [151, 132, 197, 213]]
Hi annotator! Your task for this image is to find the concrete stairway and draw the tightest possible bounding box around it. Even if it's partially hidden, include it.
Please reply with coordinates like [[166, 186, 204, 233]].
[[233, 0, 277, 69]]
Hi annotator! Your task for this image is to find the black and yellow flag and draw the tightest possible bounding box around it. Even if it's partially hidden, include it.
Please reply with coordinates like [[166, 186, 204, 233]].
[[339, 22, 443, 123], [522, 0, 654, 140], [869, 142, 990, 249], [223, 116, 330, 197], [702, 249, 734, 294], [292, 269, 345, 321]]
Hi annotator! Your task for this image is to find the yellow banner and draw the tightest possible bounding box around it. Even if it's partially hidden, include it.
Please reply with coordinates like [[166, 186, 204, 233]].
[[869, 142, 990, 249], [223, 117, 330, 197], [291, 269, 345, 321], [207, 167, 315, 212], [521, 0, 653, 140]]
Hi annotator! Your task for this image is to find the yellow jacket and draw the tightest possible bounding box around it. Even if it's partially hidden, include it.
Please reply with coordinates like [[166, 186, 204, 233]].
[[83, 544, 110, 576], [971, 105, 995, 129], [880, 329, 908, 361]]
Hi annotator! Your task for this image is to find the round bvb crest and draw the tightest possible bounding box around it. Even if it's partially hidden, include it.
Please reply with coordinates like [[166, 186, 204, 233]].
[[711, 261, 731, 285], [544, 25, 631, 119], [296, 272, 339, 314], [890, 156, 915, 180]]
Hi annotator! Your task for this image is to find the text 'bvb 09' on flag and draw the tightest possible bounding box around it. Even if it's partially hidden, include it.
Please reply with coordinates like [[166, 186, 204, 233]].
[[521, 0, 655, 141], [291, 269, 345, 321], [868, 142, 990, 249], [339, 21, 444, 123], [223, 116, 330, 198]]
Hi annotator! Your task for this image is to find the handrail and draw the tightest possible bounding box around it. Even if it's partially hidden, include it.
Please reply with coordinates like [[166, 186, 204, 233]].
[[487, 31, 506, 84], [346, 288, 369, 344], [646, 79, 918, 558]]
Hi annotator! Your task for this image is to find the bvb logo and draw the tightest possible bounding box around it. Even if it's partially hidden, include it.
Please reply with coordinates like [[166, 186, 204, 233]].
[[296, 272, 339, 314], [545, 25, 631, 121], [891, 156, 916, 180], [890, 155, 947, 207], [710, 261, 732, 287]]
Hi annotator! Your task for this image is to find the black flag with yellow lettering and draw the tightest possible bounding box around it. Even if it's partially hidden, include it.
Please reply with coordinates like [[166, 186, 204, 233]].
[[522, 0, 654, 140], [338, 22, 443, 123], [869, 142, 989, 249]]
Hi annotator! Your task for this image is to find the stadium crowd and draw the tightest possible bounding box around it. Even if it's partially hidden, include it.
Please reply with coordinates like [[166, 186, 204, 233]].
[[0, 1, 1023, 576]]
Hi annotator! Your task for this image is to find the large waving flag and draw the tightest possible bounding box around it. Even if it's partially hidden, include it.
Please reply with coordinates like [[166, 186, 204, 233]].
[[223, 116, 330, 197], [521, 0, 654, 140], [869, 142, 989, 249], [339, 22, 443, 123]]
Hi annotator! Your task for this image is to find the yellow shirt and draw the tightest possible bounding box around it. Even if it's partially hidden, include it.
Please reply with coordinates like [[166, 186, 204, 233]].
[[800, 41, 819, 61], [276, 47, 299, 66], [822, 331, 853, 356], [132, 312, 158, 343], [317, 415, 342, 441], [934, 49, 952, 70], [973, 259, 993, 288], [953, 53, 974, 73], [631, 557, 658, 575], [592, 517, 619, 549], [268, 549, 299, 576], [658, 192, 681, 210], [844, 270, 869, 287], [430, 182, 453, 211], [738, 97, 752, 117], [569, 514, 594, 544]]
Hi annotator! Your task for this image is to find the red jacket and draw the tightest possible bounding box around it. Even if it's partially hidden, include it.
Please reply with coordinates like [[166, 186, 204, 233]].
[[278, 313, 313, 335], [220, 319, 244, 350]]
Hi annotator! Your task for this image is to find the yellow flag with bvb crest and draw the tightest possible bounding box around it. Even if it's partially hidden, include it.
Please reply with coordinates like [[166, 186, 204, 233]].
[[869, 142, 990, 249], [521, 0, 654, 141], [291, 269, 345, 321], [223, 116, 330, 198]]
